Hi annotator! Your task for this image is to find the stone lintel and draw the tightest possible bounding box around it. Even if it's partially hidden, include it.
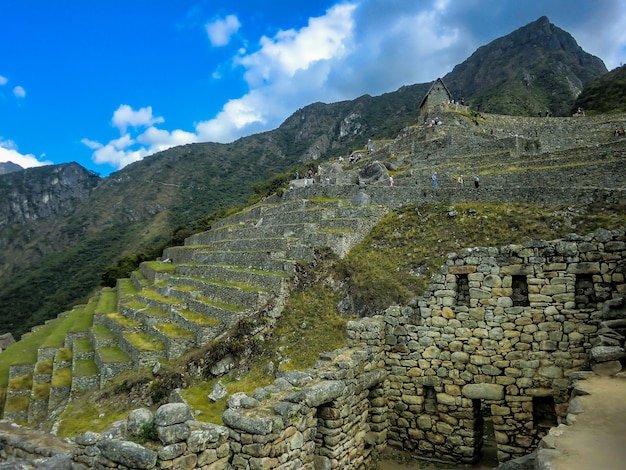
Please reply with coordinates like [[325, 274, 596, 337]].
[[448, 266, 477, 275], [461, 383, 504, 400]]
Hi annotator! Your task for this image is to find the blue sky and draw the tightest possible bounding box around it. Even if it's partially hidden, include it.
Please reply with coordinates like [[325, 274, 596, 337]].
[[1, 0, 625, 176]]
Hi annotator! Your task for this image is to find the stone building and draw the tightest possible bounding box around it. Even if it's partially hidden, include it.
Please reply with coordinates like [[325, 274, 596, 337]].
[[419, 77, 453, 116]]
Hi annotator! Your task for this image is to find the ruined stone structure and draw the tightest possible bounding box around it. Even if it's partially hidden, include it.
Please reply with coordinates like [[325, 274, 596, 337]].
[[1, 227, 624, 469], [1, 110, 625, 468]]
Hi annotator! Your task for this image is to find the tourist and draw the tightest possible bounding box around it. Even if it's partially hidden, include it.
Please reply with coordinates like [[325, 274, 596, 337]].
[[431, 172, 438, 188], [457, 175, 464, 187], [473, 175, 480, 188], [389, 176, 394, 187]]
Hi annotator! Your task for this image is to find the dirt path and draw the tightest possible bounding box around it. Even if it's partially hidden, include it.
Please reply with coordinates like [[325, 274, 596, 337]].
[[548, 375, 626, 470]]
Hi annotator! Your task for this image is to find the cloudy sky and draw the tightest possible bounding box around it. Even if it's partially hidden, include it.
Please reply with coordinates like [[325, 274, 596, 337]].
[[1, 0, 625, 176]]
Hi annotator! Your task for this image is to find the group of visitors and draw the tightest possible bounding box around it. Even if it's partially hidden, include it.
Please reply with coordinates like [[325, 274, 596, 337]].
[[431, 172, 480, 188]]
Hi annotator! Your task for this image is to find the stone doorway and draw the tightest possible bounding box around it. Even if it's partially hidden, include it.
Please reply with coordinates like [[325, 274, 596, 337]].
[[471, 399, 498, 467], [533, 395, 558, 438]]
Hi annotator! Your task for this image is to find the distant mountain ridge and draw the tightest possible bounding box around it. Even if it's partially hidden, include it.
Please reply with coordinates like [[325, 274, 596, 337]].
[[443, 16, 607, 116], [0, 162, 23, 176], [0, 16, 614, 337]]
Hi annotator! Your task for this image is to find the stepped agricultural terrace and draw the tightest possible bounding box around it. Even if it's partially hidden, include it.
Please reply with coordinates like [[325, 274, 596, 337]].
[[0, 109, 625, 469]]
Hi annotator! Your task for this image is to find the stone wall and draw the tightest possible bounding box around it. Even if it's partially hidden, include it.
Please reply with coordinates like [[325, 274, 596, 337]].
[[381, 227, 625, 463]]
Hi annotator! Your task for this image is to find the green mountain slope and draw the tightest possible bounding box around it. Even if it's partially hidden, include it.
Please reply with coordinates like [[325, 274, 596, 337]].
[[443, 16, 607, 116], [573, 64, 626, 115]]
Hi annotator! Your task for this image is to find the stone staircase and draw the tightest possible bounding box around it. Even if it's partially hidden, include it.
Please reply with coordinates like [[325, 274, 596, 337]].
[[0, 196, 388, 425]]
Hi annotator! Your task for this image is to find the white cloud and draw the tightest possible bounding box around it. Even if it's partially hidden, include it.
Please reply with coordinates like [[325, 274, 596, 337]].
[[196, 3, 357, 143], [0, 75, 7, 86], [111, 104, 164, 133], [13, 86, 25, 98], [0, 139, 52, 168], [83, 105, 197, 170], [205, 14, 241, 47]]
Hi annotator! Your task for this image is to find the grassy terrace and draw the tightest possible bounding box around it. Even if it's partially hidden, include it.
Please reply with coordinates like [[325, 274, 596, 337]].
[[34, 360, 53, 376], [51, 368, 72, 388], [91, 325, 116, 341], [177, 309, 221, 326], [4, 396, 29, 414], [74, 359, 99, 377], [32, 382, 51, 401], [142, 260, 178, 274], [140, 307, 170, 319], [95, 288, 118, 315], [8, 374, 33, 392], [140, 289, 185, 305], [0, 320, 59, 388], [73, 338, 94, 354], [118, 278, 139, 297], [55, 348, 72, 363], [98, 346, 131, 363], [179, 263, 291, 277], [125, 332, 166, 352], [69, 300, 97, 333], [107, 312, 141, 329]]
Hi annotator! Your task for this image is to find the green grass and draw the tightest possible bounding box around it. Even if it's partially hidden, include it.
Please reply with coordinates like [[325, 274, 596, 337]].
[[99, 346, 131, 363], [55, 348, 73, 363], [73, 337, 94, 354], [74, 359, 99, 377], [107, 312, 140, 329], [92, 325, 116, 340], [69, 300, 97, 333], [181, 365, 274, 425], [57, 392, 129, 438], [142, 260, 178, 273], [32, 382, 51, 401], [141, 289, 184, 304], [271, 285, 347, 372], [95, 288, 118, 315], [125, 332, 166, 352], [308, 197, 347, 204], [34, 359, 53, 375], [178, 309, 221, 326], [339, 202, 626, 314], [0, 320, 59, 388], [118, 278, 139, 297], [51, 368, 72, 388], [4, 395, 29, 413], [8, 374, 33, 392]]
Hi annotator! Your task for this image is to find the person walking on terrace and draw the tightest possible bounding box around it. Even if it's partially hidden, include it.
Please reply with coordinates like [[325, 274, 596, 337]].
[[473, 175, 480, 188], [431, 172, 438, 188]]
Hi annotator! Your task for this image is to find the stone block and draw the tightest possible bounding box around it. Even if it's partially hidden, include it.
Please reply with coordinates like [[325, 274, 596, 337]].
[[462, 384, 504, 400]]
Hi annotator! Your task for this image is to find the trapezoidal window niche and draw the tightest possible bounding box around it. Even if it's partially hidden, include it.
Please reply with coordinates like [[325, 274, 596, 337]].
[[511, 275, 529, 306], [575, 273, 597, 309], [456, 274, 470, 306]]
